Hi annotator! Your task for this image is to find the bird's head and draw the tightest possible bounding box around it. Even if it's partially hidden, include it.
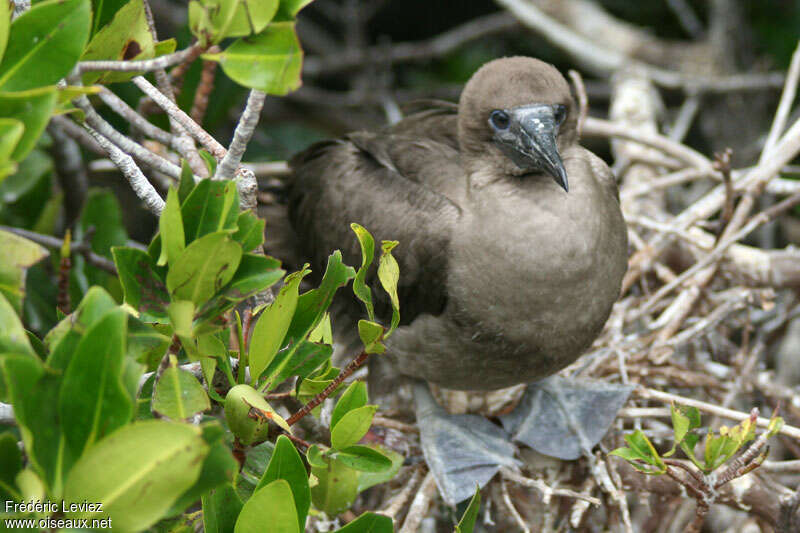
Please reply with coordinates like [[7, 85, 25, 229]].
[[458, 57, 577, 191]]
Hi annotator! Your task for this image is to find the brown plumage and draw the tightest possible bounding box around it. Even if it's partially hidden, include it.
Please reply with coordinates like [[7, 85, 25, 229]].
[[285, 57, 628, 391]]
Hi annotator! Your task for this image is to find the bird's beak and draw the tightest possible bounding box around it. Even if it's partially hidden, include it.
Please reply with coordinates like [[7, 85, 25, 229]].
[[495, 104, 568, 192]]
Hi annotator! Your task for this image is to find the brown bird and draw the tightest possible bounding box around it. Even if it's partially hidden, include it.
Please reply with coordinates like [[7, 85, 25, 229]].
[[279, 57, 629, 502]]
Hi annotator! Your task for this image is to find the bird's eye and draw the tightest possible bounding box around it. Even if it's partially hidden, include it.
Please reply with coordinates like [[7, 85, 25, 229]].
[[553, 104, 566, 124], [490, 110, 510, 130]]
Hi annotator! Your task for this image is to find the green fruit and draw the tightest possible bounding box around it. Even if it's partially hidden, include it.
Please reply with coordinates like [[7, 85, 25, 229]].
[[224, 384, 272, 445]]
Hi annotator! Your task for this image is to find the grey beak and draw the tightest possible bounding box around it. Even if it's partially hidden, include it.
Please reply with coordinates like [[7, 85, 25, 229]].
[[493, 104, 569, 192]]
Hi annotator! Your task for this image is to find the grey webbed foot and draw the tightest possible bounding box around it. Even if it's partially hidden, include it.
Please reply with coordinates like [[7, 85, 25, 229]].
[[500, 375, 634, 460], [412, 380, 520, 505]]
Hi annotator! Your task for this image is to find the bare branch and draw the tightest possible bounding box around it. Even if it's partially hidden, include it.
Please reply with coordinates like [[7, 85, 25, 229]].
[[215, 90, 265, 181], [77, 46, 200, 74]]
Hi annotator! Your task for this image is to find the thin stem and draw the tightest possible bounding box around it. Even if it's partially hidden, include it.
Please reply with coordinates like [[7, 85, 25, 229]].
[[215, 90, 266, 180], [77, 46, 200, 73]]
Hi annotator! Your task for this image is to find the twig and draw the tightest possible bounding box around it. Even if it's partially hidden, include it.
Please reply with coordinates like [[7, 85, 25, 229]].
[[568, 69, 587, 138], [500, 467, 601, 505], [381, 467, 425, 519], [285, 351, 369, 426], [398, 471, 437, 533], [0, 225, 116, 274], [665, 0, 704, 38], [85, 126, 165, 215], [372, 416, 419, 434], [191, 49, 219, 124], [214, 90, 266, 181], [714, 148, 735, 231], [500, 478, 531, 533], [77, 46, 199, 73], [668, 92, 702, 142], [49, 115, 105, 156], [97, 88, 173, 147], [132, 75, 227, 159], [635, 387, 800, 440], [761, 41, 800, 160]]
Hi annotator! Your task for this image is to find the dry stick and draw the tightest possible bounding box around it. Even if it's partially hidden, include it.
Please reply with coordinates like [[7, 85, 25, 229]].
[[568, 69, 588, 138], [85, 126, 165, 215], [0, 225, 116, 273], [97, 88, 173, 147], [381, 467, 425, 519], [634, 387, 800, 440], [49, 115, 105, 156], [285, 351, 369, 426], [620, 168, 712, 199], [761, 41, 800, 159], [500, 467, 601, 505], [501, 478, 531, 533], [76, 46, 199, 73], [73, 95, 183, 180], [398, 471, 437, 533], [132, 75, 227, 159], [668, 91, 701, 142], [214, 90, 266, 181]]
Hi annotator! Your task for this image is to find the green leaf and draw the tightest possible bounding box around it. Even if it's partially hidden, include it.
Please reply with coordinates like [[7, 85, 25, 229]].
[[178, 159, 196, 203], [90, 0, 129, 36], [153, 362, 211, 420], [77, 188, 128, 287], [181, 179, 239, 243], [331, 381, 367, 431], [331, 405, 377, 450], [330, 445, 392, 473], [63, 421, 209, 531], [356, 445, 403, 492], [224, 384, 290, 445], [275, 0, 314, 21], [357, 319, 385, 354], [666, 403, 701, 457], [0, 293, 35, 357], [311, 456, 359, 516], [59, 308, 133, 456], [257, 435, 310, 527], [334, 512, 393, 533], [203, 483, 243, 533], [158, 188, 186, 267], [0, 118, 23, 181], [350, 223, 375, 321], [455, 486, 481, 533], [0, 0, 91, 91], [205, 22, 303, 94], [0, 0, 9, 64], [232, 210, 265, 252], [0, 87, 57, 161], [222, 253, 284, 302], [112, 247, 171, 322], [263, 340, 331, 390], [190, 0, 279, 45], [169, 433, 238, 517], [0, 229, 48, 313], [167, 232, 243, 306], [248, 266, 309, 382], [378, 240, 400, 335], [81, 0, 156, 84], [235, 479, 299, 533], [0, 432, 22, 501]]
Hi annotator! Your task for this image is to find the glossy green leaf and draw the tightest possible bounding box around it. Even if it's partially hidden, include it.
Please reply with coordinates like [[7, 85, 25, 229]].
[[169, 434, 238, 517], [81, 0, 155, 84], [232, 210, 265, 252], [77, 188, 128, 287], [0, 0, 9, 64], [378, 240, 400, 335], [331, 381, 367, 431], [0, 0, 90, 91], [90, 0, 129, 36], [63, 421, 209, 531], [222, 253, 284, 302], [153, 363, 211, 420], [330, 445, 392, 473], [167, 232, 243, 305], [203, 483, 243, 533], [0, 229, 48, 313], [257, 435, 310, 527], [455, 486, 480, 533], [205, 22, 303, 94], [350, 223, 375, 321], [263, 340, 331, 390], [311, 456, 359, 516], [275, 0, 314, 21], [178, 159, 196, 203], [235, 479, 298, 533], [158, 188, 186, 267], [0, 87, 57, 161], [0, 118, 23, 180], [331, 405, 377, 450], [0, 293, 35, 356], [0, 432, 22, 501], [190, 0, 279, 45], [356, 445, 403, 492], [357, 319, 385, 354], [334, 512, 393, 533], [666, 403, 701, 457], [59, 309, 133, 456], [181, 179, 239, 243], [248, 266, 309, 381], [112, 247, 170, 322]]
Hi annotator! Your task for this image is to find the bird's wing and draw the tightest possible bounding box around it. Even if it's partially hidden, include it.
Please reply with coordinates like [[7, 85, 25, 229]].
[[288, 132, 462, 321], [391, 99, 459, 150]]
